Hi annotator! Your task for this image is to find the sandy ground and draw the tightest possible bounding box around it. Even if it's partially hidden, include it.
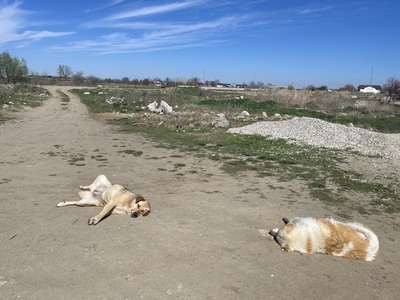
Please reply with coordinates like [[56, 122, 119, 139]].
[[0, 86, 399, 300]]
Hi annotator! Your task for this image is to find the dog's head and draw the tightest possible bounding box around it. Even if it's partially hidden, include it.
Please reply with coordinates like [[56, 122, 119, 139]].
[[130, 195, 151, 218], [269, 217, 295, 252]]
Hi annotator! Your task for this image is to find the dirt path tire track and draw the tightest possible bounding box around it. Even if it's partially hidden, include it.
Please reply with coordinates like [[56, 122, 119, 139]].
[[0, 86, 399, 299]]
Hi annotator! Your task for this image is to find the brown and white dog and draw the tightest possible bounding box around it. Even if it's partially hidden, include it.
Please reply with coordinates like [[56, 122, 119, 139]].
[[57, 175, 151, 225], [269, 217, 379, 261]]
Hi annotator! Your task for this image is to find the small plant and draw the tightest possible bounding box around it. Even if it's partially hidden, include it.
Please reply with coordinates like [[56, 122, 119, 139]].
[[118, 149, 143, 156]]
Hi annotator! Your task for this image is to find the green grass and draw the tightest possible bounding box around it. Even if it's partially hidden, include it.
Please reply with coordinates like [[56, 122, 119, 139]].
[[1, 84, 49, 108], [1, 84, 49, 122], [58, 90, 70, 102], [57, 90, 70, 109]]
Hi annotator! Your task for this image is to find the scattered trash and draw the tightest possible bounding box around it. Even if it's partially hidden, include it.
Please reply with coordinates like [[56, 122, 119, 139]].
[[105, 96, 125, 105]]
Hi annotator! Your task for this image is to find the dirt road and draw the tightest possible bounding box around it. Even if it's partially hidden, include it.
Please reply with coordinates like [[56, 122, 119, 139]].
[[1, 86, 399, 299]]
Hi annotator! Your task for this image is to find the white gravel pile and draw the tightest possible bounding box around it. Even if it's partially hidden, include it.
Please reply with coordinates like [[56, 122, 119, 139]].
[[228, 117, 389, 157]]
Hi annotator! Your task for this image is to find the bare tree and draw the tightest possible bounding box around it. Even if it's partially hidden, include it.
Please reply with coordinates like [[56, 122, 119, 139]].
[[187, 77, 200, 86], [57, 64, 73, 80], [343, 84, 356, 92], [382, 76, 400, 102], [71, 71, 85, 85], [86, 75, 101, 86], [164, 77, 175, 87]]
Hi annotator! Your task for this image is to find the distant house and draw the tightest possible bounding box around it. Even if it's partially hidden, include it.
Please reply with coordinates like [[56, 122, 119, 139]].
[[154, 80, 165, 87], [216, 83, 232, 88], [358, 85, 381, 93]]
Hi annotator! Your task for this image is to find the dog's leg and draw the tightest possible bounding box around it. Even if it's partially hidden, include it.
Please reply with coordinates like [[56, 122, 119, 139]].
[[57, 191, 101, 207], [80, 175, 111, 191], [57, 198, 100, 207], [88, 202, 116, 225], [57, 199, 100, 207]]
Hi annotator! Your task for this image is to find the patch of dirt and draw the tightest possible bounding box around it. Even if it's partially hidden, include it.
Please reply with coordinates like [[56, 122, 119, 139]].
[[0, 86, 399, 299]]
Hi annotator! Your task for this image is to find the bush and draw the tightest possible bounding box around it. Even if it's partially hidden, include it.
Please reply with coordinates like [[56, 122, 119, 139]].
[[0, 51, 28, 84]]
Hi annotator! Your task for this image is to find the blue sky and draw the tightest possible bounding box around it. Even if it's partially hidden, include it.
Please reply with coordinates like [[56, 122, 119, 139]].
[[0, 0, 398, 88]]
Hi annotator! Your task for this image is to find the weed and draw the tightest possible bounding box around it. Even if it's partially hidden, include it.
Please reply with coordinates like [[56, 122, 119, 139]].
[[174, 163, 186, 169], [118, 150, 143, 156], [68, 155, 85, 165]]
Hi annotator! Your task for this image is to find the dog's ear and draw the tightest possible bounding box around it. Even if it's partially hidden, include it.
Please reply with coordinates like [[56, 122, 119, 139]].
[[142, 210, 151, 216], [135, 195, 145, 203], [282, 217, 290, 224]]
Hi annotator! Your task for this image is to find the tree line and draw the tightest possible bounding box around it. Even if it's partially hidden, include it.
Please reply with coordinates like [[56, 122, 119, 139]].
[[1, 51, 400, 101]]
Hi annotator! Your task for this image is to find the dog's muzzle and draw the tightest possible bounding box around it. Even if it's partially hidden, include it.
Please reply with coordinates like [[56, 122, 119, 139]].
[[130, 211, 139, 218]]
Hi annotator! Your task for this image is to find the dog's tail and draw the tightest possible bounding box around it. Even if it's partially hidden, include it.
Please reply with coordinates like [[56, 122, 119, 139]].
[[351, 223, 380, 261]]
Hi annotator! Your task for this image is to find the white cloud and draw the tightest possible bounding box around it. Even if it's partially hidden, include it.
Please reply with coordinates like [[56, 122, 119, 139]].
[[298, 6, 332, 15], [14, 0, 339, 55], [86, 0, 126, 13], [55, 12, 254, 54], [0, 1, 74, 46], [106, 0, 205, 20]]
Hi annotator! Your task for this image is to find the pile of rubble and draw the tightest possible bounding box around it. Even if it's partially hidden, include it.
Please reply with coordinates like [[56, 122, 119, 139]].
[[105, 96, 125, 105], [2, 102, 14, 109], [211, 111, 291, 128], [147, 100, 173, 114]]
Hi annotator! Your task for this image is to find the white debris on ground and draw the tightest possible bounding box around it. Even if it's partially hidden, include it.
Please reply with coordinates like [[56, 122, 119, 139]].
[[228, 116, 394, 157], [147, 100, 173, 114], [105, 96, 125, 105], [2, 102, 14, 109], [258, 229, 273, 239], [211, 113, 230, 128]]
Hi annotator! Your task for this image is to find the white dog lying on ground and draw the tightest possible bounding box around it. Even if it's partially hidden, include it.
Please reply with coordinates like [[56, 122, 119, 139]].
[[269, 217, 379, 261]]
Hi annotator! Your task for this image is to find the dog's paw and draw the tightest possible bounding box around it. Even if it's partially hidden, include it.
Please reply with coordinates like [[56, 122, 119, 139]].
[[56, 202, 65, 207], [88, 216, 99, 226]]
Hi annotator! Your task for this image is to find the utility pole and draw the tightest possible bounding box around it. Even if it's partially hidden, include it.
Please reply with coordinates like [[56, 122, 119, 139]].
[[369, 66, 374, 85]]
